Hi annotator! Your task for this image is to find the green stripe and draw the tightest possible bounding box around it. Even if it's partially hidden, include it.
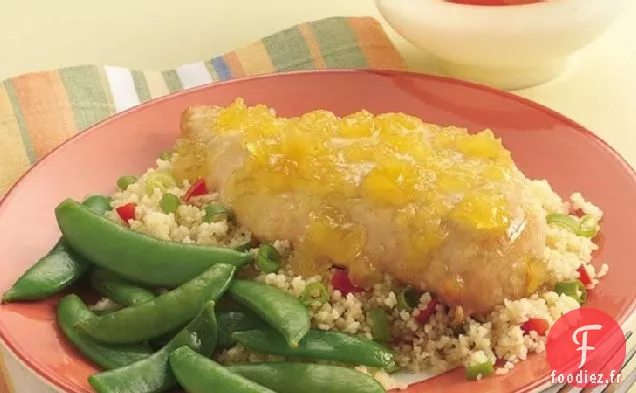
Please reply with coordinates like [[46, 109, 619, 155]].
[[308, 18, 368, 68], [2, 80, 36, 163], [162, 70, 183, 93], [131, 70, 151, 102], [262, 26, 314, 72], [97, 67, 117, 115], [59, 65, 115, 131]]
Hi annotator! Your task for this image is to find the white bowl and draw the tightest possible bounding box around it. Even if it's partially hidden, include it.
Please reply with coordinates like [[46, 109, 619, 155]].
[[375, 0, 627, 90]]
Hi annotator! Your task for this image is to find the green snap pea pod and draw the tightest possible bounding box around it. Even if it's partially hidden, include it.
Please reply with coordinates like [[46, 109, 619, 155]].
[[89, 300, 219, 393], [2, 240, 89, 302], [233, 327, 394, 368], [81, 194, 113, 215], [3, 196, 111, 302], [229, 280, 310, 348], [57, 294, 152, 369], [90, 269, 156, 307], [217, 310, 266, 349], [55, 199, 252, 287], [228, 362, 386, 393], [169, 347, 275, 393], [78, 263, 235, 344]]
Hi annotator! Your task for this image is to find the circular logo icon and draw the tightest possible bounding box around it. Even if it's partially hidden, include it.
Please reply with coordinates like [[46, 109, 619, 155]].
[[546, 308, 626, 388]]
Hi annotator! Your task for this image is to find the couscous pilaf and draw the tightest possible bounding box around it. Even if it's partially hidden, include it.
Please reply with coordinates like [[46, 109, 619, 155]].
[[103, 152, 605, 390]]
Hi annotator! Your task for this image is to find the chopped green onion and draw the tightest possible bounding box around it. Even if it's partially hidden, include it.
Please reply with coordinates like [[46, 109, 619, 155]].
[[144, 172, 176, 196], [546, 213, 600, 238], [554, 279, 587, 304], [368, 308, 391, 342], [160, 193, 181, 214], [117, 175, 137, 191], [256, 243, 281, 274], [397, 287, 421, 311], [465, 360, 494, 380], [159, 151, 173, 161], [578, 215, 600, 238], [203, 204, 230, 223], [300, 282, 329, 306], [546, 213, 580, 233]]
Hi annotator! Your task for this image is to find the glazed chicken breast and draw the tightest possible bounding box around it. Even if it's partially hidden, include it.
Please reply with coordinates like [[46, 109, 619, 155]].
[[172, 99, 548, 315]]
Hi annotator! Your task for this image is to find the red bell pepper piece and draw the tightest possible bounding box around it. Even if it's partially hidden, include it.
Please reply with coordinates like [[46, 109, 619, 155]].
[[331, 269, 362, 296], [183, 178, 208, 202], [115, 203, 136, 223], [415, 298, 440, 325], [577, 265, 593, 286], [447, 0, 541, 5], [521, 318, 549, 336]]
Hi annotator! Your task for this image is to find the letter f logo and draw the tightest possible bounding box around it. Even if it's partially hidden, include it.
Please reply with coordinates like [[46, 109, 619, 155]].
[[572, 324, 602, 368]]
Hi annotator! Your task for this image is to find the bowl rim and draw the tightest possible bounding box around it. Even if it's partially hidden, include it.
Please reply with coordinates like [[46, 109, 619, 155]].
[[375, 0, 627, 15], [1, 68, 635, 393]]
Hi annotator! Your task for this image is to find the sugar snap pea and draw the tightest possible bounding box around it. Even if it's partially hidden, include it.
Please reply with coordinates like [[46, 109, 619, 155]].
[[3, 196, 111, 302], [2, 239, 89, 302], [89, 300, 218, 393], [228, 362, 386, 393], [233, 327, 394, 368], [229, 280, 310, 347], [217, 310, 266, 349], [81, 194, 113, 215], [90, 269, 156, 307], [57, 294, 152, 369], [78, 263, 235, 344], [169, 347, 275, 393], [55, 199, 252, 286]]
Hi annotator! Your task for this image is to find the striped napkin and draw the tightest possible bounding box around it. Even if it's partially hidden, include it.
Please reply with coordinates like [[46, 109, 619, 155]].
[[0, 16, 405, 392], [0, 16, 405, 198]]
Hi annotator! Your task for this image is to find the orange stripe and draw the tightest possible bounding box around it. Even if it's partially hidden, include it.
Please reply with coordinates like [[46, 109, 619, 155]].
[[224, 52, 246, 79], [297, 24, 327, 69], [233, 41, 275, 76], [0, 352, 15, 393], [346, 17, 407, 70], [11, 71, 78, 159]]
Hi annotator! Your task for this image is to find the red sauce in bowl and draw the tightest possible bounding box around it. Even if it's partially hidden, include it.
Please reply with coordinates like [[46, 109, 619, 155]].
[[447, 0, 543, 5]]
